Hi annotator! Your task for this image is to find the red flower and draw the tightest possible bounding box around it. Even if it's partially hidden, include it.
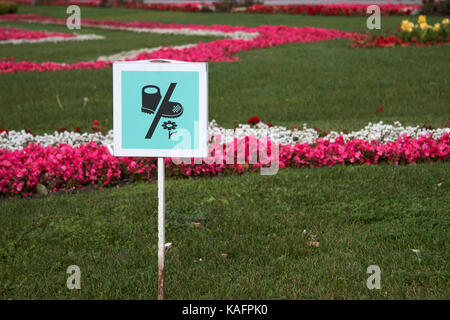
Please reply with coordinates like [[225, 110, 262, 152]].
[[0, 129, 9, 135], [267, 123, 273, 127], [93, 120, 99, 125], [248, 116, 261, 125], [377, 106, 384, 112], [75, 127, 81, 132]]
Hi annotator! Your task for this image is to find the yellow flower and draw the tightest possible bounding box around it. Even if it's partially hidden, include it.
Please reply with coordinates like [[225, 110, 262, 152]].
[[433, 23, 441, 32], [418, 15, 427, 24], [420, 22, 431, 30], [401, 20, 411, 31], [401, 20, 415, 32], [443, 18, 449, 26]]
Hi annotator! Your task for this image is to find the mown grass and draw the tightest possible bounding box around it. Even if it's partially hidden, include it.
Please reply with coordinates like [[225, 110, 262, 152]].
[[1, 163, 449, 299], [0, 5, 449, 132], [1, 6, 449, 300]]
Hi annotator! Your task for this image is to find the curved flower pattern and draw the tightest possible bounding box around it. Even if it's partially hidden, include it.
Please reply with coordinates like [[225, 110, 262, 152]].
[[0, 14, 357, 73], [0, 27, 75, 41], [0, 27, 105, 45]]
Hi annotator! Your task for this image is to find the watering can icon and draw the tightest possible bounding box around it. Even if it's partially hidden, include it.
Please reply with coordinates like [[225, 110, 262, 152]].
[[142, 83, 183, 139]]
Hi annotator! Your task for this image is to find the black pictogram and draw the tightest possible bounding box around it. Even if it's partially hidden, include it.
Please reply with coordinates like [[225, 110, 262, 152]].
[[142, 83, 183, 139]]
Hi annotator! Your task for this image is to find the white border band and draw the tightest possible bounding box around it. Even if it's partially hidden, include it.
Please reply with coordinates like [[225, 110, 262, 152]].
[[113, 60, 208, 158]]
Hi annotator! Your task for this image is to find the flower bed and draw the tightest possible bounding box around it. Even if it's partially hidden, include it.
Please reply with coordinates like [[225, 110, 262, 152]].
[[0, 14, 357, 73], [1, 132, 448, 197], [350, 16, 450, 48], [4, 0, 213, 11], [244, 3, 420, 16], [350, 33, 450, 48], [0, 26, 104, 44], [2, 120, 450, 150], [0, 56, 111, 73], [1, 0, 101, 7], [0, 14, 260, 37], [0, 26, 74, 40], [399, 16, 449, 44], [132, 25, 355, 62], [110, 1, 213, 12], [1, 1, 421, 16]]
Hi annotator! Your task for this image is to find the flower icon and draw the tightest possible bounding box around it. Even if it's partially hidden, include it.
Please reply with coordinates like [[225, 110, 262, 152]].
[[162, 121, 177, 130], [161, 121, 178, 139]]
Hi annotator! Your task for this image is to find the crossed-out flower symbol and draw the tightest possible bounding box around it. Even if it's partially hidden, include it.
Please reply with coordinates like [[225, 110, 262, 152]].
[[162, 121, 178, 139]]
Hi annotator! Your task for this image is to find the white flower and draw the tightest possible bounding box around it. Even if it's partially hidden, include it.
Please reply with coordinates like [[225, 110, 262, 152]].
[[97, 44, 197, 62], [0, 34, 104, 45], [1, 120, 448, 151]]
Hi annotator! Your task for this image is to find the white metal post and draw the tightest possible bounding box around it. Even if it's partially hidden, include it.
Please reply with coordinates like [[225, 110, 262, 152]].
[[157, 157, 165, 300]]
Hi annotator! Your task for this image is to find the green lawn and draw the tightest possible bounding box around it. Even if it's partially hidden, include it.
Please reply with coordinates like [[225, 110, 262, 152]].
[[13, 5, 414, 30], [1, 164, 449, 299], [0, 5, 449, 132], [1, 5, 449, 300]]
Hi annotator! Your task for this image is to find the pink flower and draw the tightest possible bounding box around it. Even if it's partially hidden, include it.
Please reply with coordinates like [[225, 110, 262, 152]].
[[1, 133, 448, 197], [0, 26, 75, 41]]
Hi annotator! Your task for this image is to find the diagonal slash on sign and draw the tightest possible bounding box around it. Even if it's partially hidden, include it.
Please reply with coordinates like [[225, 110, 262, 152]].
[[145, 83, 177, 139]]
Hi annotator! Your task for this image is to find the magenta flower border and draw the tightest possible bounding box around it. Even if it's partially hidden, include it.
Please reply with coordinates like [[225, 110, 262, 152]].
[[1, 134, 449, 197], [0, 26, 75, 41]]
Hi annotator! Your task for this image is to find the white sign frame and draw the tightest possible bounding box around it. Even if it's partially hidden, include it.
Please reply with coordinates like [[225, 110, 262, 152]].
[[113, 60, 208, 158]]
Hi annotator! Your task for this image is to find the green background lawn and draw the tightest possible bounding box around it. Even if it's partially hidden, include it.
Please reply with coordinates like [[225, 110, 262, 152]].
[[0, 5, 449, 300], [0, 5, 449, 132]]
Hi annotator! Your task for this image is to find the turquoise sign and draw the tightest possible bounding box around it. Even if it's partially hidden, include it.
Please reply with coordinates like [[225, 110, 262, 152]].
[[113, 61, 208, 158]]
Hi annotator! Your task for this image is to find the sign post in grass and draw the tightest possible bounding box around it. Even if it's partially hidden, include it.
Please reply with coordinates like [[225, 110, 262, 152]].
[[113, 59, 208, 299]]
